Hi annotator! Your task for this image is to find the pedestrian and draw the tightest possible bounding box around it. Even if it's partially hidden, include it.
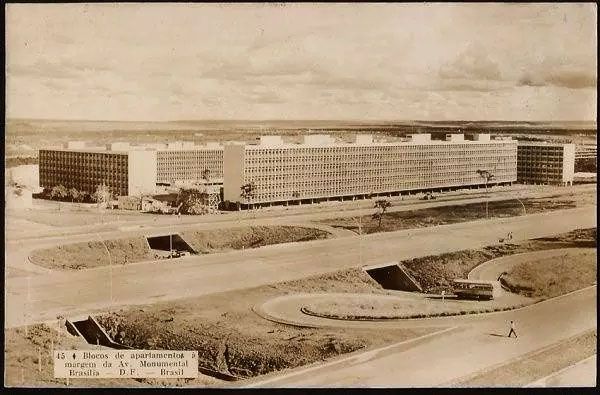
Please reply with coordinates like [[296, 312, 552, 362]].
[[507, 320, 517, 338]]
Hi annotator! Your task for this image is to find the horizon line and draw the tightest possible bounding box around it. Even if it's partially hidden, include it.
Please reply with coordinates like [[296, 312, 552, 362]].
[[7, 117, 598, 124]]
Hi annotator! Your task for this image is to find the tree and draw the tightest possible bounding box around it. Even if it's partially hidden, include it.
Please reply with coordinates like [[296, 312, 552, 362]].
[[240, 181, 256, 210], [476, 169, 495, 219], [372, 199, 391, 229], [50, 185, 68, 201], [69, 187, 81, 203], [92, 183, 113, 207], [176, 188, 211, 215], [202, 169, 211, 183]]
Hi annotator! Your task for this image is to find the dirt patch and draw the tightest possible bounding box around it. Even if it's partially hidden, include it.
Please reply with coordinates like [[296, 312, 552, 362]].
[[501, 250, 597, 298], [95, 275, 434, 379], [453, 329, 597, 387], [318, 196, 586, 234], [180, 225, 330, 253], [401, 228, 596, 294]]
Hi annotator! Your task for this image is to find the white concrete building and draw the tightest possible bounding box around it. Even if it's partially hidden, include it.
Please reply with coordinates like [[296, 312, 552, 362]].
[[223, 133, 518, 207]]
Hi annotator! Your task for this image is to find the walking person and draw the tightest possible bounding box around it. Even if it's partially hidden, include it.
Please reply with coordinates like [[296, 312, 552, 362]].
[[507, 320, 518, 338]]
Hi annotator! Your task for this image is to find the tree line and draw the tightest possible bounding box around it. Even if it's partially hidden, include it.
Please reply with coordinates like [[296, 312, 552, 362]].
[[38, 184, 114, 204]]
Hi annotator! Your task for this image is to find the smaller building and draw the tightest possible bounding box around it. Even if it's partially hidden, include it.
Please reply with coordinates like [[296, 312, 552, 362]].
[[5, 186, 33, 209], [517, 142, 575, 186]]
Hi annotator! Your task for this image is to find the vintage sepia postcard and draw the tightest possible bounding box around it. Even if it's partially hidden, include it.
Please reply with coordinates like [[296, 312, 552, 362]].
[[4, 2, 597, 389]]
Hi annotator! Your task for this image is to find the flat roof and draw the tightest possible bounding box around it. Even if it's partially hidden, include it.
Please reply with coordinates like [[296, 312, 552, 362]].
[[243, 139, 516, 149], [517, 141, 574, 147]]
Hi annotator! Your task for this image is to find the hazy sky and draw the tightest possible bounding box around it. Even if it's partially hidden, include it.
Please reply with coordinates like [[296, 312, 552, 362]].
[[6, 3, 597, 121]]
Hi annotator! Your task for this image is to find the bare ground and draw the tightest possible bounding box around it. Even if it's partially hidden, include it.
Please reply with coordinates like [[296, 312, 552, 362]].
[[4, 324, 222, 387]]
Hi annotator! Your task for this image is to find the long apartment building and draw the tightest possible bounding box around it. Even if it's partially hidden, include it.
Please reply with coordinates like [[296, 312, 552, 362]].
[[517, 142, 575, 186], [39, 142, 157, 196], [223, 133, 518, 206]]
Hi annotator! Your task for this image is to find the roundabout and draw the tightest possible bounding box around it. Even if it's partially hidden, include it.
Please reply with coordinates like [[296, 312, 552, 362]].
[[253, 248, 595, 328]]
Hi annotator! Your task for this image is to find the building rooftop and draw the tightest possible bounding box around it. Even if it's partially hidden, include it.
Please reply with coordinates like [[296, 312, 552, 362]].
[[243, 133, 513, 149], [517, 141, 575, 147]]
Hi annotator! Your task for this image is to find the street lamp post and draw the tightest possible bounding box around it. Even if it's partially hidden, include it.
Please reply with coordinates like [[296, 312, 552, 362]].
[[95, 232, 113, 311]]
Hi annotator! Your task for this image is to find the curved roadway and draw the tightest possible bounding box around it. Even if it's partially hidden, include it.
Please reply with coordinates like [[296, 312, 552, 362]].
[[243, 286, 596, 387], [5, 206, 596, 328]]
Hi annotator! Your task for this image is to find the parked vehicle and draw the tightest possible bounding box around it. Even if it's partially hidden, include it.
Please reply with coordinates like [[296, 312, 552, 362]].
[[420, 192, 437, 200], [452, 279, 494, 300]]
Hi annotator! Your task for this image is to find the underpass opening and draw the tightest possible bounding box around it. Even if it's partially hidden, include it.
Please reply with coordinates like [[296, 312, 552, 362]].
[[364, 262, 423, 292], [146, 234, 196, 254]]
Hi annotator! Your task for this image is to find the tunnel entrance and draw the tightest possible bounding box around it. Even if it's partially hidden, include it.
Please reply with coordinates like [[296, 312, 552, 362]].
[[365, 263, 422, 292], [146, 234, 195, 254]]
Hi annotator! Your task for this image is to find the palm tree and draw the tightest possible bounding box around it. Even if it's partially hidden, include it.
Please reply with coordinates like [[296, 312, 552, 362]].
[[476, 169, 495, 219], [372, 199, 391, 229]]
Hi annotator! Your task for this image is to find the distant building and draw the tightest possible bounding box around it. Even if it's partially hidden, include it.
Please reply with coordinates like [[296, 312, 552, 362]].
[[223, 133, 518, 207], [517, 142, 575, 186], [38, 141, 225, 197], [155, 143, 224, 185], [575, 144, 597, 159]]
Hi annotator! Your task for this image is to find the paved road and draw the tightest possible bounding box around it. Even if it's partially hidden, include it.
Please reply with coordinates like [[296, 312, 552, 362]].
[[6, 183, 595, 242], [243, 286, 596, 387], [5, 206, 596, 328]]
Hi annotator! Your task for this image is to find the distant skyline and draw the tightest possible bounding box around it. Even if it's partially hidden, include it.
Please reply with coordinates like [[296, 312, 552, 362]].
[[6, 3, 597, 122]]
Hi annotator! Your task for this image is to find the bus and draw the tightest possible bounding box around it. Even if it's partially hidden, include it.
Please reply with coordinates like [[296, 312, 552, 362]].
[[452, 279, 494, 300]]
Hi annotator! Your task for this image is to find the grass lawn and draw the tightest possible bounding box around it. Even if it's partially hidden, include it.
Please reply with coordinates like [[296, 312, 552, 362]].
[[501, 249, 597, 298], [317, 196, 589, 235], [301, 293, 532, 320], [29, 226, 331, 270]]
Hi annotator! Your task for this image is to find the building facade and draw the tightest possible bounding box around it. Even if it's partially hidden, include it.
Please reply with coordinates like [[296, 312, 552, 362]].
[[223, 133, 518, 206], [39, 148, 157, 196], [155, 144, 224, 185], [517, 142, 575, 185]]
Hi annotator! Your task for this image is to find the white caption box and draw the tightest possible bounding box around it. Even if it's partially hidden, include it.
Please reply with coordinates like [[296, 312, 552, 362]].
[[54, 350, 198, 379]]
